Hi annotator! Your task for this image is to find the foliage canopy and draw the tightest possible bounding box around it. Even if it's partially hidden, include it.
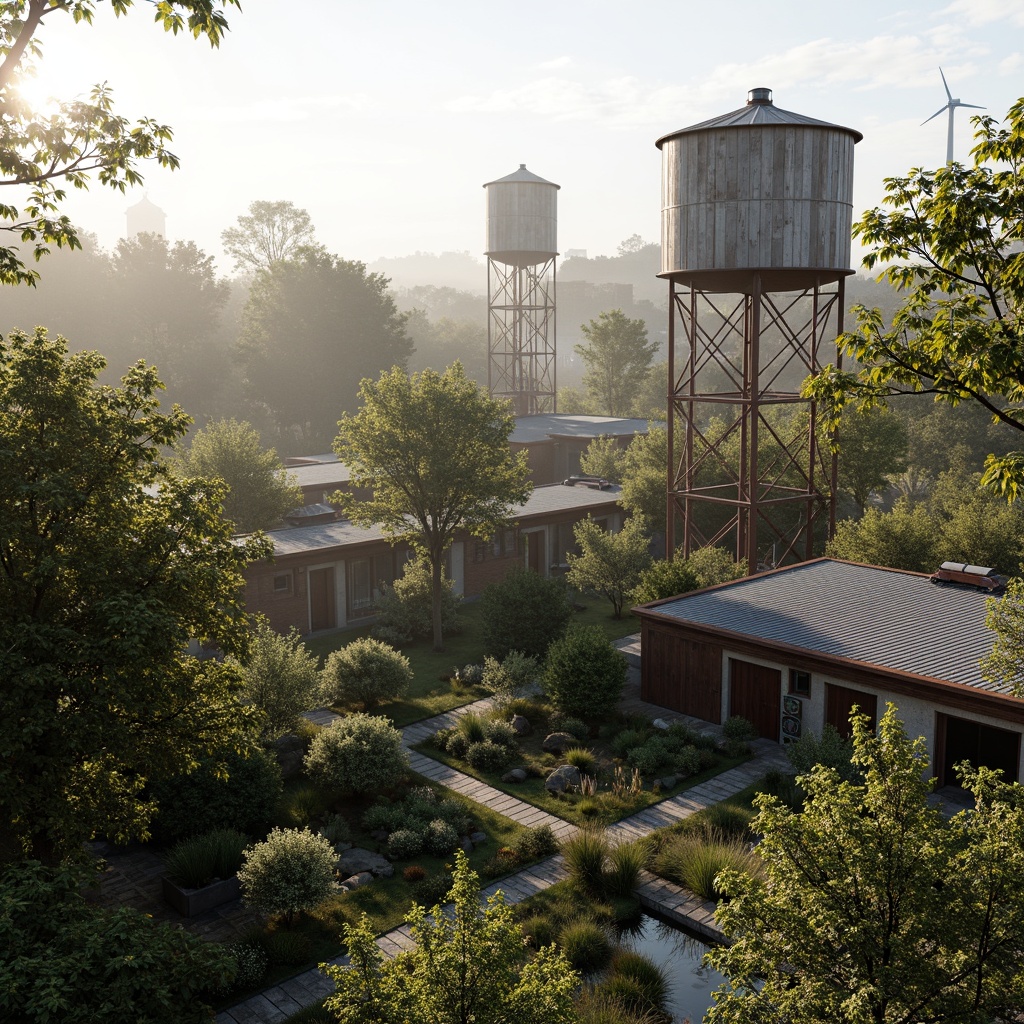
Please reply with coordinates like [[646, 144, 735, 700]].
[[574, 308, 658, 418]]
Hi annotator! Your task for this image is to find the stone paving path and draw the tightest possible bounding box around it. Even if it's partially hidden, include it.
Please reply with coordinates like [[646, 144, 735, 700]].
[[217, 678, 790, 1024]]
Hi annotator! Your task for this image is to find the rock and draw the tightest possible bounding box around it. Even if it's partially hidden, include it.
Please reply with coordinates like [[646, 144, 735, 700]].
[[652, 718, 671, 731], [545, 764, 582, 793], [511, 714, 532, 736], [333, 841, 353, 854], [542, 732, 576, 753], [655, 774, 678, 790], [337, 847, 395, 879], [501, 768, 528, 783], [459, 836, 473, 854], [341, 871, 374, 889], [469, 831, 488, 846]]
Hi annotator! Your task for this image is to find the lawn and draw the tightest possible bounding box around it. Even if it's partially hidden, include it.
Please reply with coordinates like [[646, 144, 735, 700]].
[[302, 599, 640, 729]]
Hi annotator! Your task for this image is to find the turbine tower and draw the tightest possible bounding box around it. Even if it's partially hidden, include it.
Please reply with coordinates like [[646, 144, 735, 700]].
[[922, 68, 984, 164]]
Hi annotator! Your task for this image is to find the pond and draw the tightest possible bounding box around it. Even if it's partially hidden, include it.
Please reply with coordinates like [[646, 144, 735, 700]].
[[619, 913, 725, 1024]]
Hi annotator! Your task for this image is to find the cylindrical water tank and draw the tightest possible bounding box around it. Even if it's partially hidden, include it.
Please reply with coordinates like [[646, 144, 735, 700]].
[[484, 164, 559, 267], [657, 88, 861, 291]]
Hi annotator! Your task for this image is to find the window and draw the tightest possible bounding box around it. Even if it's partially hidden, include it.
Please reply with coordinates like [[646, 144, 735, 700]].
[[789, 669, 811, 697], [348, 558, 373, 613], [272, 572, 292, 595], [502, 529, 517, 556], [473, 541, 488, 563]]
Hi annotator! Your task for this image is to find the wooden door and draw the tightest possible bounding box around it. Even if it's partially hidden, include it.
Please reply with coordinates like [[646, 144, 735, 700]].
[[525, 531, 545, 575], [825, 684, 877, 738], [937, 714, 1020, 786], [309, 567, 336, 631], [729, 659, 781, 740], [642, 627, 723, 723]]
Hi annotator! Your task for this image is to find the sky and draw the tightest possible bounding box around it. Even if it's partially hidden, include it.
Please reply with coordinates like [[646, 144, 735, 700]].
[[14, 0, 1024, 279]]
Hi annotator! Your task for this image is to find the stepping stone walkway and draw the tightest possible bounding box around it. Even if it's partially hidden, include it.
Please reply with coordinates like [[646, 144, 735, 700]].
[[216, 685, 790, 1024]]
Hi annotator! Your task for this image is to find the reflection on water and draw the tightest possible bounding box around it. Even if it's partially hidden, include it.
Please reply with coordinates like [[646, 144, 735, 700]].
[[619, 913, 724, 1024]]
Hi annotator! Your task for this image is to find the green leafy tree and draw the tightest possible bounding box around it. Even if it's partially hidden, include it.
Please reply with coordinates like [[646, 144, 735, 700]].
[[631, 545, 746, 605], [835, 406, 909, 514], [826, 500, 939, 572], [177, 418, 301, 532], [321, 637, 413, 710], [239, 249, 412, 451], [620, 427, 668, 535], [303, 713, 409, 795], [237, 827, 337, 927], [234, 616, 322, 738], [542, 624, 627, 720], [575, 309, 658, 417], [323, 849, 579, 1024], [579, 434, 626, 483], [479, 565, 572, 660], [335, 363, 531, 650], [566, 515, 652, 619], [0, 328, 268, 862], [982, 577, 1024, 695], [0, 860, 235, 1023], [0, 0, 239, 287], [804, 98, 1024, 500], [371, 555, 462, 645], [708, 706, 1024, 1024], [221, 199, 317, 274]]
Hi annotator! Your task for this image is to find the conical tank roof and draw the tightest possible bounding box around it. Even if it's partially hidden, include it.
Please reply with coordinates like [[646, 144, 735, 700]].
[[483, 163, 560, 188], [656, 88, 863, 149]]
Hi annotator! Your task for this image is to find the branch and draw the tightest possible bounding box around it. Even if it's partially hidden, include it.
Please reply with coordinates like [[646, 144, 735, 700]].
[[0, 0, 48, 95]]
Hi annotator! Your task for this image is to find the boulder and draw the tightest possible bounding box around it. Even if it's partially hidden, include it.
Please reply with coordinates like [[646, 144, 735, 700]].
[[332, 841, 353, 855], [652, 718, 671, 731], [654, 774, 678, 790], [542, 732, 576, 754], [501, 768, 528, 783], [545, 764, 582, 794], [459, 836, 474, 854], [469, 831, 488, 846], [337, 847, 395, 879], [341, 871, 374, 889], [511, 715, 532, 736]]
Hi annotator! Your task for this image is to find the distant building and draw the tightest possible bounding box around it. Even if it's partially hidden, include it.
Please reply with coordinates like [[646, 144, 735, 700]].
[[126, 195, 166, 239]]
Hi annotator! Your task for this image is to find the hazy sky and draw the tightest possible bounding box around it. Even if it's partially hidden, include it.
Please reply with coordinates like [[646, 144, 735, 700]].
[[17, 0, 1024, 277]]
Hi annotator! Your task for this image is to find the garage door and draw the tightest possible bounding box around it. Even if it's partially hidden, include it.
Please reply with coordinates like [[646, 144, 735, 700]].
[[825, 684, 877, 739], [937, 714, 1020, 787], [729, 659, 781, 740]]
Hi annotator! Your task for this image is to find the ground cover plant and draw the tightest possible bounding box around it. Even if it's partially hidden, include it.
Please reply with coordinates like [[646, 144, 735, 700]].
[[422, 699, 748, 827]]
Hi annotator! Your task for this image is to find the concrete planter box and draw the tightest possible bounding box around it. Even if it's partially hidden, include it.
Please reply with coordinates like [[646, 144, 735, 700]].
[[161, 874, 241, 917]]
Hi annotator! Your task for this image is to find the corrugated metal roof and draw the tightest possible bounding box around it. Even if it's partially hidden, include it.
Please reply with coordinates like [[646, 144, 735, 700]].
[[285, 462, 351, 488], [642, 559, 1008, 694], [656, 88, 863, 148], [483, 163, 560, 188], [509, 413, 654, 444]]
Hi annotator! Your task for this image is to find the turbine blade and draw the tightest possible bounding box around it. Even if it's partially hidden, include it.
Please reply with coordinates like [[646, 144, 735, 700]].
[[961, 102, 985, 110], [922, 106, 947, 125], [939, 67, 952, 101]]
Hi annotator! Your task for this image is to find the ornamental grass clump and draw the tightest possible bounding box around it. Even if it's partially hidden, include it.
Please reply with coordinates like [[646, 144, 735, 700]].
[[562, 829, 610, 896], [557, 917, 615, 973], [653, 829, 762, 903], [604, 841, 646, 898], [164, 829, 249, 889], [607, 950, 670, 1015]]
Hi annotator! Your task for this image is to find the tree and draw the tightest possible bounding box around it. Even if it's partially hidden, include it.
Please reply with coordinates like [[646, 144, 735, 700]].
[[804, 99, 1024, 500], [617, 233, 652, 256], [321, 637, 413, 710], [371, 555, 462, 646], [234, 616, 322, 738], [303, 713, 409, 795], [708, 706, 1024, 1024], [0, 0, 239, 287], [0, 860, 235, 1023], [982, 577, 1024, 695], [566, 515, 652, 619], [826, 500, 939, 572], [237, 827, 337, 927], [834, 406, 909, 514], [177, 418, 301, 532], [0, 328, 268, 862], [579, 434, 626, 483], [323, 849, 579, 1024], [575, 309, 658, 417], [542, 624, 627, 720], [221, 200, 318, 274], [631, 545, 746, 605], [335, 363, 531, 650], [619, 427, 668, 535], [239, 249, 412, 452], [479, 565, 573, 660]]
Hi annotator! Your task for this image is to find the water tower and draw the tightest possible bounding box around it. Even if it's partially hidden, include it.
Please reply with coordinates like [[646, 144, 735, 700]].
[[484, 164, 559, 414], [125, 194, 166, 239], [657, 88, 861, 569]]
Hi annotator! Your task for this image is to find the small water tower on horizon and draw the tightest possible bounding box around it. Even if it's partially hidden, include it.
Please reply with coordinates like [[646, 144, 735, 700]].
[[657, 87, 861, 569], [484, 164, 559, 415], [125, 194, 166, 239]]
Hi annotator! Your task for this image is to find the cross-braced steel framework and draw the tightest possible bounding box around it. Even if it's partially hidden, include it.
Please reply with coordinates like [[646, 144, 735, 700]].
[[487, 257, 556, 415], [667, 275, 844, 570]]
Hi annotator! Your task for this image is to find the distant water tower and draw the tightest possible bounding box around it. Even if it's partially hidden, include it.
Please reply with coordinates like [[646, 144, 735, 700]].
[[657, 88, 861, 569], [126, 194, 166, 239], [483, 164, 559, 415]]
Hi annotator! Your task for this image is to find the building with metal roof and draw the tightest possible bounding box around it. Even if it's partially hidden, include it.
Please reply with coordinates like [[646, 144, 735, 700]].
[[635, 558, 1024, 787]]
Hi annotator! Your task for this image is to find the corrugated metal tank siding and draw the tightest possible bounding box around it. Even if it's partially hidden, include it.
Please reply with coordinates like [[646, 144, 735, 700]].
[[486, 181, 558, 261], [661, 126, 855, 274]]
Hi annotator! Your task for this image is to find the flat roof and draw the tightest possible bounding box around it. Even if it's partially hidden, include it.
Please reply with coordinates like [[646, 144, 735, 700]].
[[510, 414, 653, 444], [639, 558, 1009, 694], [285, 461, 351, 488]]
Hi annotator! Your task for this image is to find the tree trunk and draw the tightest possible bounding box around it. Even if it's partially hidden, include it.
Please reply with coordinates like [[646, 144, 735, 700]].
[[431, 549, 445, 652]]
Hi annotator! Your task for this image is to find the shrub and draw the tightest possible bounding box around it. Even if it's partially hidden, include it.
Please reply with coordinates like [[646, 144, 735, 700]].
[[237, 828, 338, 926], [480, 566, 573, 660], [235, 616, 324, 739], [562, 829, 609, 896], [164, 829, 249, 889], [465, 739, 512, 773], [403, 865, 426, 882], [483, 719, 519, 748], [520, 915, 556, 948], [722, 715, 757, 742], [760, 768, 804, 810], [674, 746, 702, 778], [787, 724, 859, 782], [388, 828, 424, 860], [318, 813, 351, 847], [598, 975, 657, 1017], [653, 830, 762, 902], [444, 731, 470, 759], [481, 650, 539, 706], [276, 781, 333, 829], [558, 918, 614, 973], [321, 637, 412, 710], [605, 841, 646, 898], [361, 802, 406, 835], [698, 803, 756, 840], [611, 728, 648, 759], [371, 556, 462, 643], [563, 746, 598, 775], [549, 715, 590, 741], [226, 942, 267, 992], [628, 737, 672, 775], [424, 819, 460, 857], [510, 824, 558, 861], [263, 930, 313, 967], [414, 871, 454, 907], [150, 741, 282, 844], [303, 714, 408, 795], [543, 625, 627, 720]]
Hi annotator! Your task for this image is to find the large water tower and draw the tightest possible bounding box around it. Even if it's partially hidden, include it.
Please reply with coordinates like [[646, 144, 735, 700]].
[[657, 88, 861, 569], [484, 164, 559, 414]]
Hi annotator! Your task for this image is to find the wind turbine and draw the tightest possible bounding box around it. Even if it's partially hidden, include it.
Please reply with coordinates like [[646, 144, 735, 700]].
[[922, 67, 984, 164]]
